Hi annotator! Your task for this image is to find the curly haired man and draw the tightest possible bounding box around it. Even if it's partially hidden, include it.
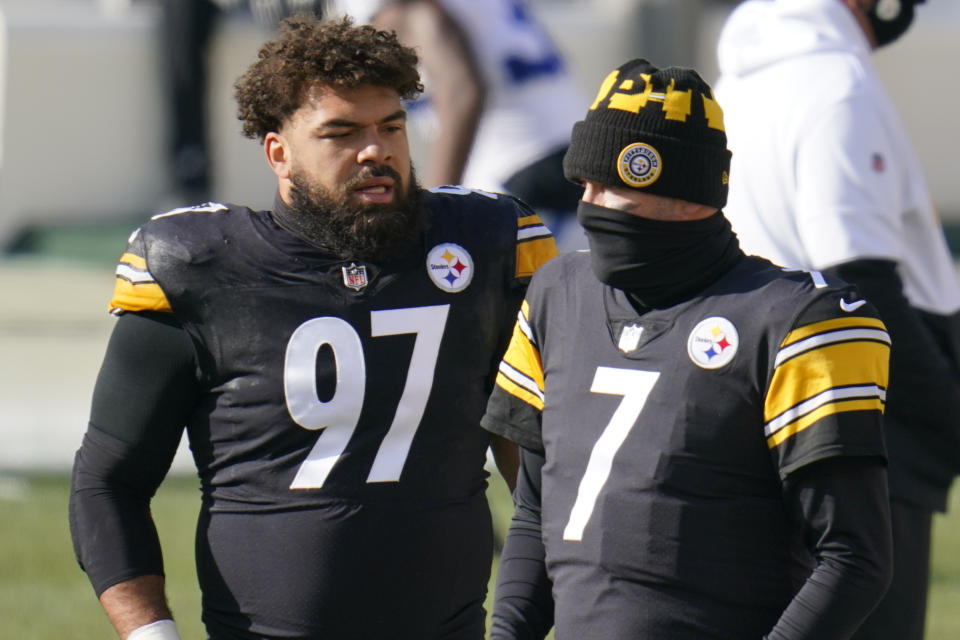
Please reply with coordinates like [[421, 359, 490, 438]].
[[69, 16, 556, 640]]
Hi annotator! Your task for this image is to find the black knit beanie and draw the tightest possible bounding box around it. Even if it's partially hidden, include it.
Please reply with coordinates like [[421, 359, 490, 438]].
[[563, 59, 731, 209]]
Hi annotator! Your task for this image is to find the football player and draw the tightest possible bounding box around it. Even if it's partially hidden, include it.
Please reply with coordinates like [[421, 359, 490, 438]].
[[482, 60, 893, 639], [69, 15, 556, 640]]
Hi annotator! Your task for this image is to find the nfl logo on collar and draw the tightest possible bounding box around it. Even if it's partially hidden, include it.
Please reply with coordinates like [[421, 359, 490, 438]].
[[342, 263, 368, 291]]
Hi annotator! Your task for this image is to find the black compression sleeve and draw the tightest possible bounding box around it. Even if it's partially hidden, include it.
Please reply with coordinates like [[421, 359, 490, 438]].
[[766, 457, 893, 640], [490, 447, 554, 640], [88, 311, 200, 444], [69, 312, 200, 595]]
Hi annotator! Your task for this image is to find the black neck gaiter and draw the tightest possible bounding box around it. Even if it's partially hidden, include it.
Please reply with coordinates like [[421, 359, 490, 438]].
[[577, 200, 743, 308]]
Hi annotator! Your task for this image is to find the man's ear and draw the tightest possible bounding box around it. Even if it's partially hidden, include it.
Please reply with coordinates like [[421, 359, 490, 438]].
[[264, 131, 292, 180]]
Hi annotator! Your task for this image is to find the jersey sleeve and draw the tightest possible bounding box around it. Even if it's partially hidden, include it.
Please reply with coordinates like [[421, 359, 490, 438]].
[[482, 298, 546, 452], [70, 311, 199, 595], [764, 288, 890, 478], [513, 199, 558, 281], [108, 226, 173, 315]]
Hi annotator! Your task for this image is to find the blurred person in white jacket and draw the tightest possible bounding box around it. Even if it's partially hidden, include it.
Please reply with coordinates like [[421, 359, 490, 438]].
[[716, 2, 960, 638]]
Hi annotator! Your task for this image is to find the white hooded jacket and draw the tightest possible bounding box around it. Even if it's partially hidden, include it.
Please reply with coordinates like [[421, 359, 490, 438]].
[[716, 0, 960, 315]]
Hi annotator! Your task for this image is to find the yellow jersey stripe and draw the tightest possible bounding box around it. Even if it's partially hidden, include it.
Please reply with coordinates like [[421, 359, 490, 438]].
[[766, 398, 885, 449], [494, 371, 545, 411], [108, 279, 172, 314], [498, 361, 544, 402], [516, 236, 558, 278], [765, 384, 886, 437], [116, 262, 156, 285], [501, 319, 545, 393], [781, 316, 886, 347], [118, 252, 148, 271], [517, 214, 547, 231], [775, 327, 890, 367], [765, 340, 889, 422], [516, 301, 535, 343]]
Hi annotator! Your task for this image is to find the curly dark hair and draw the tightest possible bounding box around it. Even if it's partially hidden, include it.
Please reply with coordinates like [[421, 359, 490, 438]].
[[235, 15, 423, 142]]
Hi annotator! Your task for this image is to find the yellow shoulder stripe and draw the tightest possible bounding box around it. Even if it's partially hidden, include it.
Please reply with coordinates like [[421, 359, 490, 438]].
[[495, 372, 545, 411], [108, 252, 172, 314], [517, 237, 558, 278], [764, 335, 889, 449], [766, 398, 885, 448], [494, 302, 545, 410], [766, 341, 889, 422], [118, 252, 147, 271], [781, 315, 886, 347], [515, 214, 558, 278], [109, 280, 172, 314]]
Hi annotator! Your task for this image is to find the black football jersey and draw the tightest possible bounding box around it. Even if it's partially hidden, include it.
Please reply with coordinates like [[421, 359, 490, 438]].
[[108, 188, 557, 638], [482, 252, 890, 639]]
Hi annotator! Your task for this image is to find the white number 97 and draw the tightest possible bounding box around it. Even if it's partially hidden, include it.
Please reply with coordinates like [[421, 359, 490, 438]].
[[283, 305, 450, 489]]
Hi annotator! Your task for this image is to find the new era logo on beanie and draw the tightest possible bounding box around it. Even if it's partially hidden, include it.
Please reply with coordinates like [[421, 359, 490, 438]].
[[563, 59, 732, 209]]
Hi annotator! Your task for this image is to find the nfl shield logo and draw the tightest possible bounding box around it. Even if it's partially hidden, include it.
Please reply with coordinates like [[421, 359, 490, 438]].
[[618, 323, 643, 353], [341, 263, 368, 291]]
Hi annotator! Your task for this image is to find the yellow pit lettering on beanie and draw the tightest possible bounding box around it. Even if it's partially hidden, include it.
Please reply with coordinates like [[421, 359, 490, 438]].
[[701, 91, 726, 132], [590, 67, 723, 131]]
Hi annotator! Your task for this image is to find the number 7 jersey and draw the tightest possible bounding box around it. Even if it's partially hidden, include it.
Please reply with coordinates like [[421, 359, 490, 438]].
[[482, 251, 890, 637]]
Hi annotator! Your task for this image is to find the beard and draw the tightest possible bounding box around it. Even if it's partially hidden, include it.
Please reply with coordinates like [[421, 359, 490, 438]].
[[285, 164, 427, 264]]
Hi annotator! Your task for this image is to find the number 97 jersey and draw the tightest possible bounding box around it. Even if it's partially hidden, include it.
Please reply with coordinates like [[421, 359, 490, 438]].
[[108, 188, 556, 638]]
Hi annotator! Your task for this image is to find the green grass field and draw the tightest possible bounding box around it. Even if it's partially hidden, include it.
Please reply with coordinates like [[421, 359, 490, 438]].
[[2, 470, 959, 639]]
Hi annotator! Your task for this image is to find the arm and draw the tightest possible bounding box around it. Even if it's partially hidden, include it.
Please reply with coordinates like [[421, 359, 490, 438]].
[[490, 433, 520, 493], [100, 576, 177, 639], [823, 259, 960, 473], [766, 457, 893, 640], [372, 0, 486, 186], [795, 92, 960, 464], [69, 312, 199, 638], [491, 447, 554, 640]]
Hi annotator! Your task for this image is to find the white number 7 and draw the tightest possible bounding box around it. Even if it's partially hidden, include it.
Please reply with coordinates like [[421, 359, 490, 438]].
[[284, 305, 450, 489], [563, 367, 660, 541]]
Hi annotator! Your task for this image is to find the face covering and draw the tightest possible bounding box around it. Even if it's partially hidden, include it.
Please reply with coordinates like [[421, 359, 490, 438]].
[[577, 200, 742, 308], [867, 0, 919, 47]]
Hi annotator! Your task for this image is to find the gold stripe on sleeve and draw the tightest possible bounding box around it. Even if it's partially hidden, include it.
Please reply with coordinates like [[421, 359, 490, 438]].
[[494, 371, 545, 411], [501, 317, 544, 388], [517, 214, 543, 229], [108, 280, 173, 314], [766, 398, 885, 448], [516, 237, 558, 278], [780, 316, 886, 347], [765, 340, 889, 422], [119, 252, 147, 270]]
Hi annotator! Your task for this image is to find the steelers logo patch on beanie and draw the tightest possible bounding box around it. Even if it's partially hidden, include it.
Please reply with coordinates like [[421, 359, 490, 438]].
[[618, 143, 661, 187], [563, 58, 732, 209]]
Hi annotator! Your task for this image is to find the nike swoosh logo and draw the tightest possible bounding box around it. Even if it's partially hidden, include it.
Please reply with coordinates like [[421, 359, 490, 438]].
[[840, 298, 867, 312]]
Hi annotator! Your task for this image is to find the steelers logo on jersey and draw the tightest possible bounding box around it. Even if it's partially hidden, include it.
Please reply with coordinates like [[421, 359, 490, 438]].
[[687, 316, 739, 369], [617, 142, 662, 188], [426, 242, 474, 292]]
